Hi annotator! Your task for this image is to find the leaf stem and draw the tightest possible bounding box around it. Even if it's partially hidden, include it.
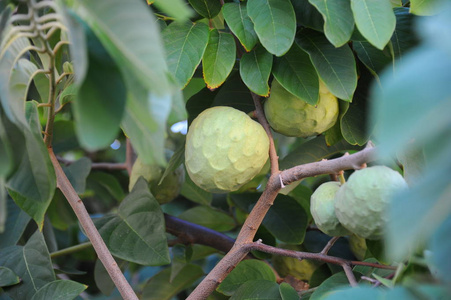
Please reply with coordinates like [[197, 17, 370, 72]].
[[50, 242, 92, 258]]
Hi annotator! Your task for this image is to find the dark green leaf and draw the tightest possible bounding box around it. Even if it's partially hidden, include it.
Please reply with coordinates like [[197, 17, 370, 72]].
[[297, 30, 357, 101], [0, 113, 13, 178], [279, 282, 299, 300], [0, 231, 56, 300], [159, 143, 185, 185], [178, 206, 235, 232], [218, 260, 276, 296], [181, 171, 213, 205], [62, 157, 91, 194], [202, 29, 236, 89], [73, 26, 126, 151], [0, 178, 5, 233], [77, 0, 171, 95], [30, 280, 87, 300], [239, 45, 273, 96], [272, 43, 319, 105], [95, 178, 170, 265], [247, 0, 296, 56], [51, 120, 79, 153], [0, 267, 19, 287], [280, 136, 361, 170], [186, 87, 218, 125], [391, 8, 418, 62], [350, 0, 396, 50], [163, 22, 210, 88], [309, 0, 354, 47], [290, 0, 324, 31], [188, 0, 221, 19], [0, 196, 30, 247], [212, 71, 255, 113], [324, 100, 349, 146], [141, 264, 204, 300], [353, 41, 392, 77], [87, 171, 125, 202], [222, 3, 258, 51], [230, 280, 281, 300], [94, 258, 125, 296], [47, 190, 77, 231]]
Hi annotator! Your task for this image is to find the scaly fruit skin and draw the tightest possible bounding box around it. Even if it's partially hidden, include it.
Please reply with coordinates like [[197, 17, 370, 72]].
[[310, 181, 351, 236], [264, 79, 339, 138], [129, 154, 185, 204], [185, 106, 269, 193], [335, 166, 408, 240]]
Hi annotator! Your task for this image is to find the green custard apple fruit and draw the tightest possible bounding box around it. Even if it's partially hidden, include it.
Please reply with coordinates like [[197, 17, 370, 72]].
[[310, 181, 351, 236], [129, 152, 185, 204], [264, 79, 339, 138], [334, 166, 408, 240], [185, 106, 269, 193], [272, 244, 322, 281]]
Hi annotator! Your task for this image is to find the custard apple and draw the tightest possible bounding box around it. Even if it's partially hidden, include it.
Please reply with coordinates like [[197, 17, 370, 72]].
[[310, 181, 351, 236], [185, 106, 269, 193], [335, 166, 408, 240], [264, 79, 339, 138]]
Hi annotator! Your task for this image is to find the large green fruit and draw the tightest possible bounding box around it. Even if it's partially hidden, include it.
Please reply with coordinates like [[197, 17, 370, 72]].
[[310, 181, 351, 237], [264, 79, 339, 138], [272, 244, 322, 281], [185, 106, 269, 193], [129, 152, 185, 204], [335, 166, 408, 240]]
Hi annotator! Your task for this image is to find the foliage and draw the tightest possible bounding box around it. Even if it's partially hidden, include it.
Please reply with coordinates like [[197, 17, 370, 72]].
[[0, 0, 450, 299]]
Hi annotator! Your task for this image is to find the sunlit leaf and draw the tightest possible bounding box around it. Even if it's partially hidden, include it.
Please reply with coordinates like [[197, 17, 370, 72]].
[[222, 3, 258, 51], [239, 45, 273, 96], [410, 0, 441, 16], [151, 0, 194, 21]]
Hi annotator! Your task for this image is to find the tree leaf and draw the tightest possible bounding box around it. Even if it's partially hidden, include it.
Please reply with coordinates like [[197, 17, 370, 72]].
[[151, 0, 194, 21], [141, 264, 204, 300], [159, 143, 185, 185], [162, 22, 210, 88], [0, 231, 56, 300], [30, 280, 87, 300], [429, 217, 451, 286], [0, 267, 19, 287], [188, 0, 221, 19], [230, 280, 281, 300], [309, 0, 354, 47], [297, 29, 357, 101], [59, 83, 77, 107], [178, 206, 235, 232], [272, 43, 319, 105], [212, 71, 255, 113], [202, 29, 236, 90], [310, 272, 358, 300], [247, 0, 296, 56], [61, 157, 91, 194], [239, 45, 273, 96], [94, 178, 170, 265], [76, 0, 171, 95], [51, 120, 79, 153], [410, 0, 441, 16], [391, 7, 419, 63], [217, 260, 276, 296], [353, 41, 392, 77], [222, 3, 258, 52], [181, 172, 213, 205], [0, 113, 13, 178], [279, 282, 299, 300], [290, 0, 324, 31], [0, 196, 30, 248], [350, 0, 396, 50], [73, 25, 126, 151]]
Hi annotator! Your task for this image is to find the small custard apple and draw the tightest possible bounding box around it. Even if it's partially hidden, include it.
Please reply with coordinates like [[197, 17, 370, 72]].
[[185, 106, 269, 193], [264, 79, 339, 138], [334, 166, 408, 240], [129, 151, 185, 204], [310, 181, 351, 236]]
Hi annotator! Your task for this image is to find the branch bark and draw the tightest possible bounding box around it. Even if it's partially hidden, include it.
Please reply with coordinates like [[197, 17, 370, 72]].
[[48, 148, 138, 300]]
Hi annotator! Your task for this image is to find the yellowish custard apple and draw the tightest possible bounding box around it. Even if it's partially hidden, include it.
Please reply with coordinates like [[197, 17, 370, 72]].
[[129, 152, 185, 204], [334, 166, 408, 240], [264, 79, 339, 138], [310, 181, 351, 236], [185, 106, 269, 193]]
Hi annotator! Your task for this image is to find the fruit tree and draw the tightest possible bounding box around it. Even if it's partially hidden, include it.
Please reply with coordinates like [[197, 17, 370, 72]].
[[0, 0, 450, 299]]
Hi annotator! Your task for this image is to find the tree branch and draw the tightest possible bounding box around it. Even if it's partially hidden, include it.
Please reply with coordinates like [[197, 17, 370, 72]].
[[48, 148, 138, 300]]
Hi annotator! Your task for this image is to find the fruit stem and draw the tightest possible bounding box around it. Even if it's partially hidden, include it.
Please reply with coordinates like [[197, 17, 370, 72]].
[[338, 170, 346, 185]]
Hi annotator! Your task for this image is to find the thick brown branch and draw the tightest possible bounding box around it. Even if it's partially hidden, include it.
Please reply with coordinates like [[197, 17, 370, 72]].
[[48, 148, 138, 300]]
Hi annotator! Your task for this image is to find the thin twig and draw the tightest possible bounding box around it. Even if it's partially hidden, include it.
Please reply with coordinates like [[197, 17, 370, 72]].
[[342, 263, 358, 287], [320, 236, 340, 255]]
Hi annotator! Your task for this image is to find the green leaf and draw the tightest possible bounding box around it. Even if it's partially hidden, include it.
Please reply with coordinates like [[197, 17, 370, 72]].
[[279, 282, 299, 300], [87, 172, 125, 202], [397, 146, 425, 186], [391, 8, 418, 63], [178, 206, 235, 232], [141, 264, 204, 300], [280, 136, 361, 170], [410, 0, 441, 15], [95, 178, 170, 265], [429, 217, 451, 285], [30, 280, 87, 300], [77, 0, 171, 95], [59, 83, 77, 107], [0, 267, 19, 287], [324, 100, 350, 146], [212, 71, 255, 113], [163, 22, 210, 88], [47, 190, 77, 231], [51, 120, 79, 153], [222, 3, 258, 52], [94, 258, 126, 296], [73, 25, 126, 151], [0, 196, 31, 247], [291, 0, 324, 31], [310, 272, 358, 300], [181, 172, 213, 205], [159, 143, 185, 185], [0, 231, 56, 300], [188, 0, 221, 19], [151, 0, 194, 21], [230, 280, 281, 300], [0, 113, 13, 178], [186, 87, 218, 125], [309, 0, 354, 47], [297, 29, 357, 101], [239, 45, 273, 96], [202, 29, 236, 90], [61, 157, 91, 194], [353, 41, 392, 77], [0, 178, 5, 233], [247, 0, 296, 56], [272, 43, 319, 105], [217, 260, 276, 296], [350, 0, 396, 50]]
